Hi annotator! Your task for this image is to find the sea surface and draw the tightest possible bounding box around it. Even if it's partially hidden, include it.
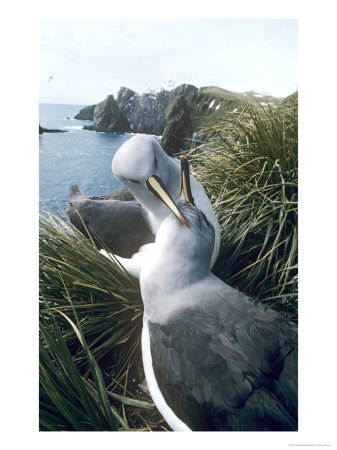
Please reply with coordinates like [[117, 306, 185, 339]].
[[39, 103, 141, 216]]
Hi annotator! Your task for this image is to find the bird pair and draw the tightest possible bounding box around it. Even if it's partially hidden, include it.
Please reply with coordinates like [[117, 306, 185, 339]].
[[67, 135, 221, 278], [68, 136, 298, 431]]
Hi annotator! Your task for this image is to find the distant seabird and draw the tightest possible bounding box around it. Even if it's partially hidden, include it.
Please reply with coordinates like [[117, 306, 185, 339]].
[[108, 134, 221, 277], [66, 185, 154, 258], [139, 165, 298, 431]]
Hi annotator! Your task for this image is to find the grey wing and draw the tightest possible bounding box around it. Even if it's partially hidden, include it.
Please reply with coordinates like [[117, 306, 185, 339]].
[[67, 196, 154, 257], [104, 186, 135, 201], [148, 298, 297, 431]]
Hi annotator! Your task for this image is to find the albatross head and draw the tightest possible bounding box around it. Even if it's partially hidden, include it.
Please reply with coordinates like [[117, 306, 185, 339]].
[[112, 135, 180, 230]]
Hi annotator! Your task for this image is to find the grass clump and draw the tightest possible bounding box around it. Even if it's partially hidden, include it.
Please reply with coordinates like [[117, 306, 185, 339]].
[[186, 96, 298, 320], [39, 213, 166, 431]]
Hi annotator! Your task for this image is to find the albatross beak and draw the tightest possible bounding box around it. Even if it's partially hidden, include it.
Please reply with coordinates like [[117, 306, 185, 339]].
[[179, 155, 195, 205], [146, 175, 190, 227]]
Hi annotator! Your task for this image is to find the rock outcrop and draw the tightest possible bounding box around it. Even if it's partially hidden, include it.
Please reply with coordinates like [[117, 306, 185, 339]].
[[161, 86, 247, 155], [74, 84, 285, 155], [115, 84, 198, 135], [74, 105, 95, 120], [84, 95, 131, 133], [76, 84, 198, 136], [39, 124, 67, 134], [160, 95, 194, 155]]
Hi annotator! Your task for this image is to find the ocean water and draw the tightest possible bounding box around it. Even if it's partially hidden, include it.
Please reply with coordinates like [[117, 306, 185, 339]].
[[39, 103, 138, 216]]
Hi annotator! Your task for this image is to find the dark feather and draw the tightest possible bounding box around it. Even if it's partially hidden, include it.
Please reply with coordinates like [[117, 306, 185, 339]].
[[148, 294, 297, 431], [66, 185, 154, 257]]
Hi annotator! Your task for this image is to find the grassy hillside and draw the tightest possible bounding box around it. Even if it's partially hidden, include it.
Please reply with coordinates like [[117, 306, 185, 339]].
[[189, 86, 282, 130]]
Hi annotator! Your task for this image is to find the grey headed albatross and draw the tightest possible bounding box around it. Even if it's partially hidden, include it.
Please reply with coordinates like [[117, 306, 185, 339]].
[[139, 159, 298, 431]]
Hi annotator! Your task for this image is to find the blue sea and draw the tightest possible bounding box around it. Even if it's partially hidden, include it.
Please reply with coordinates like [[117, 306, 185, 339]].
[[39, 103, 140, 216]]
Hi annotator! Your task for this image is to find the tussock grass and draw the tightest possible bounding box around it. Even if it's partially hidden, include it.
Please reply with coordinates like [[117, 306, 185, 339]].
[[39, 96, 298, 430], [186, 97, 298, 320], [39, 214, 164, 431]]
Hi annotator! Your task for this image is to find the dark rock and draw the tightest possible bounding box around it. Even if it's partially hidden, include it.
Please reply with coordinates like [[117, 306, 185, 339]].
[[161, 86, 248, 155], [115, 84, 198, 136], [73, 84, 282, 155], [39, 124, 67, 134], [161, 95, 195, 156], [90, 95, 131, 133], [117, 88, 167, 135], [170, 83, 198, 102], [126, 91, 167, 135], [75, 84, 199, 136], [116, 87, 138, 109], [74, 104, 96, 120]]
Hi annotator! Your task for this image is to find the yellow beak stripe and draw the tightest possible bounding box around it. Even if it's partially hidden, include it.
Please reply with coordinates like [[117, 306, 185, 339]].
[[182, 170, 192, 203], [179, 155, 195, 205], [147, 176, 190, 227]]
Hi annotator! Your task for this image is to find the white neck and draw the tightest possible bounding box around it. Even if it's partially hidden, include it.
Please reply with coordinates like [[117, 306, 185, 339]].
[[140, 222, 213, 323]]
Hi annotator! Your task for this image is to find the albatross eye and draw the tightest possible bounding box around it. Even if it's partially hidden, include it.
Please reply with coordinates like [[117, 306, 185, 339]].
[[154, 153, 158, 165], [127, 178, 140, 184]]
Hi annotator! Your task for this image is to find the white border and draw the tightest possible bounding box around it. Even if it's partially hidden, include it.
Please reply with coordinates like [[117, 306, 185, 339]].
[[1, 1, 337, 449]]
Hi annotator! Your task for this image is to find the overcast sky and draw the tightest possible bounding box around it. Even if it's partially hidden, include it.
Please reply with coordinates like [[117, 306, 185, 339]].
[[39, 19, 297, 105]]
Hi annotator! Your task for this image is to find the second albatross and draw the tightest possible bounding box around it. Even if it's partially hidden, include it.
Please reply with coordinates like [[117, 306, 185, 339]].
[[139, 157, 298, 431]]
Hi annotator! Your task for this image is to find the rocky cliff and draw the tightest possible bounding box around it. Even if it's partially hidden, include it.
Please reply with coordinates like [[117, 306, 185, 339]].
[[76, 84, 198, 136], [117, 84, 198, 135], [160, 95, 194, 154], [161, 86, 248, 154], [83, 95, 131, 132], [75, 84, 284, 155], [74, 104, 96, 120]]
